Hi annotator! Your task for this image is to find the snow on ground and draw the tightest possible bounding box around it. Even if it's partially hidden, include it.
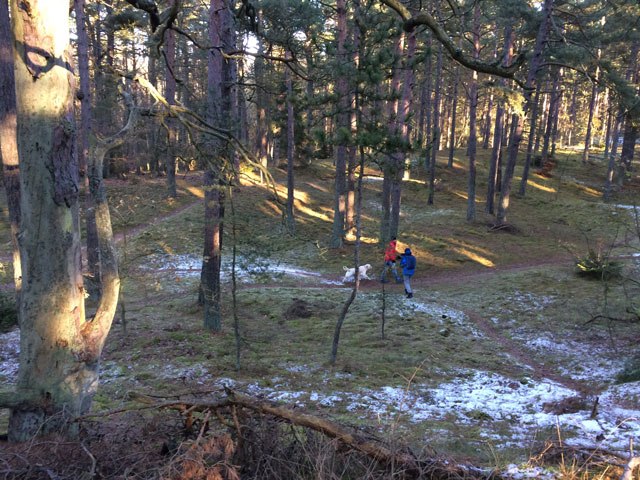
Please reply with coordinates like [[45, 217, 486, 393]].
[[607, 204, 640, 217], [356, 293, 484, 337], [0, 328, 19, 383], [139, 253, 343, 284], [206, 368, 639, 453]]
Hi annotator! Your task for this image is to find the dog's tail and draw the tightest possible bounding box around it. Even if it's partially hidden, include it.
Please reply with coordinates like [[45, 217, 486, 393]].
[[343, 266, 349, 271]]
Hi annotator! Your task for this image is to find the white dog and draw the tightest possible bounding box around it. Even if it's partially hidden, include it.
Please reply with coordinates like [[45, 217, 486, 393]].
[[342, 264, 372, 283]]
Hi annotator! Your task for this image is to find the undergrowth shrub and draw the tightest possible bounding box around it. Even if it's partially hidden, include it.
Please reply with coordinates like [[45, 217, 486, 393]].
[[575, 250, 622, 280], [0, 289, 18, 331], [615, 354, 640, 384]]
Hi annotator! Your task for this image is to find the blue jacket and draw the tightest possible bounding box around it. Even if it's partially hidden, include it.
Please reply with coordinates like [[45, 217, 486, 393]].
[[400, 250, 416, 276]]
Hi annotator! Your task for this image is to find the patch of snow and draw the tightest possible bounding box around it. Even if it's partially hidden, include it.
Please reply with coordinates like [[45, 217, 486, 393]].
[[501, 292, 557, 314], [139, 254, 341, 284], [0, 328, 20, 383], [357, 294, 483, 336], [505, 464, 557, 480], [227, 368, 640, 454]]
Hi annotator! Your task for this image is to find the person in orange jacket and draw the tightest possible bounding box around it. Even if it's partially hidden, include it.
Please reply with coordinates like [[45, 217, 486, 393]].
[[380, 237, 401, 283]]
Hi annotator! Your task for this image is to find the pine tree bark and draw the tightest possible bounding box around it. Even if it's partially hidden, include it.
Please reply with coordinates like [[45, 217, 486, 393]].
[[519, 80, 541, 197], [604, 116, 621, 201], [447, 20, 462, 169], [381, 32, 404, 242], [619, 41, 640, 182], [75, 0, 101, 298], [331, 0, 349, 248], [285, 54, 296, 235], [466, 3, 480, 222], [428, 42, 442, 205], [583, 56, 600, 164], [390, 32, 415, 238], [165, 0, 178, 198], [346, 12, 360, 233], [8, 0, 119, 442], [202, 0, 235, 330], [424, 35, 433, 156], [486, 25, 511, 214]]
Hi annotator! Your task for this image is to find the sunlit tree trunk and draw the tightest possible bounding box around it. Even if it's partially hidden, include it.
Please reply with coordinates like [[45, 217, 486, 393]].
[[448, 21, 462, 169], [346, 13, 360, 234], [202, 0, 234, 330], [496, 0, 553, 226], [466, 4, 480, 222], [331, 0, 349, 248], [428, 42, 442, 205], [486, 25, 511, 214], [519, 80, 541, 196], [390, 32, 415, 238], [7, 0, 118, 442], [285, 53, 296, 235]]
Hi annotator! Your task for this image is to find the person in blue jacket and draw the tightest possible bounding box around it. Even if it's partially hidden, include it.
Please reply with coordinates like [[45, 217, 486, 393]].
[[400, 248, 416, 298]]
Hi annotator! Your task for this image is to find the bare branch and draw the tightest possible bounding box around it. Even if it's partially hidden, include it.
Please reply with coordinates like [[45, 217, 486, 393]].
[[379, 0, 529, 88]]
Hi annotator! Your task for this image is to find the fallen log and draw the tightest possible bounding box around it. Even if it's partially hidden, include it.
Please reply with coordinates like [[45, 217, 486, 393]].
[[79, 389, 503, 479]]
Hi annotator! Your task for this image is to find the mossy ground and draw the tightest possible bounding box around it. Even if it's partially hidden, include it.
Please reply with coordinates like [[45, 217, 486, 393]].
[[0, 148, 639, 470]]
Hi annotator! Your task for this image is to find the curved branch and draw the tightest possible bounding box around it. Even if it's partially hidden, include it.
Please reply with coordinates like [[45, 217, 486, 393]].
[[379, 0, 528, 88]]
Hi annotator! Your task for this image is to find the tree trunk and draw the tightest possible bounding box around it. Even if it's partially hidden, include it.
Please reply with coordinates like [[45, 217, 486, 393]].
[[466, 4, 480, 222], [486, 25, 511, 214], [550, 84, 562, 158], [390, 32, 415, 238], [8, 0, 118, 442], [331, 0, 349, 248], [428, 42, 442, 205], [202, 0, 234, 330], [603, 117, 621, 202], [566, 78, 578, 147], [603, 108, 612, 160], [75, 0, 101, 298], [202, 171, 224, 331], [424, 35, 433, 157], [346, 14, 360, 234], [496, 0, 553, 226], [448, 23, 462, 169], [165, 0, 177, 198], [619, 42, 640, 182], [519, 80, 541, 196], [285, 56, 296, 235], [583, 61, 600, 164], [0, 0, 21, 301]]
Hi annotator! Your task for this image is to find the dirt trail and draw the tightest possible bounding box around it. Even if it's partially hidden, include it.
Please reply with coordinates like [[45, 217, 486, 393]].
[[113, 198, 202, 243], [0, 198, 625, 395]]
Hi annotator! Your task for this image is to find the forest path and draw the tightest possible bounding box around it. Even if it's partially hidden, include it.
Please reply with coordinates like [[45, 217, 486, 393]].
[[238, 253, 603, 396]]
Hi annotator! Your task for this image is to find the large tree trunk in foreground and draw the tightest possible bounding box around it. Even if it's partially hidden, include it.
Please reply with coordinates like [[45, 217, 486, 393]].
[[0, 0, 21, 299], [7, 0, 118, 443], [201, 0, 234, 331]]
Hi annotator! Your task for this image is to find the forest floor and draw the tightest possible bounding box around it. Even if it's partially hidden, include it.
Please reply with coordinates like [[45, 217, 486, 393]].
[[1, 148, 639, 478]]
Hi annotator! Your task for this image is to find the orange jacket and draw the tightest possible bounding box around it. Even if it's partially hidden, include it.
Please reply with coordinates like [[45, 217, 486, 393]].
[[384, 240, 398, 262]]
